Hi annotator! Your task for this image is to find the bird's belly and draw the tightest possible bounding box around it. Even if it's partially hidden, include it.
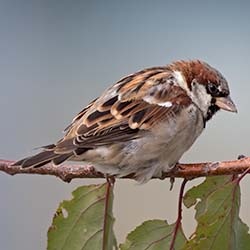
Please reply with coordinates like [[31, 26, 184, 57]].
[[124, 105, 204, 167], [85, 105, 204, 182]]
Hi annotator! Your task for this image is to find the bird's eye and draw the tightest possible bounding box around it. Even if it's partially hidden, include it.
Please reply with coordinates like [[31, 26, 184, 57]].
[[207, 83, 220, 96]]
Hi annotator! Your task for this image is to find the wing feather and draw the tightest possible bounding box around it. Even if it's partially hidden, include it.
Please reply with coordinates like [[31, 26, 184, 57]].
[[53, 67, 192, 155], [14, 65, 195, 169]]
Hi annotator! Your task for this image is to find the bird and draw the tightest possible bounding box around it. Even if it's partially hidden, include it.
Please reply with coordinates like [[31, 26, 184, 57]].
[[13, 60, 237, 183]]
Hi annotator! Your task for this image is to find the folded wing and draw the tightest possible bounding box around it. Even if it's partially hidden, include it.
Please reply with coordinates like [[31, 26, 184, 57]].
[[14, 66, 192, 168]]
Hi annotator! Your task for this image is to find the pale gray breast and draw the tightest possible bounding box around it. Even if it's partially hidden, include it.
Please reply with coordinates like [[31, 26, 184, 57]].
[[79, 103, 204, 180], [117, 103, 204, 170]]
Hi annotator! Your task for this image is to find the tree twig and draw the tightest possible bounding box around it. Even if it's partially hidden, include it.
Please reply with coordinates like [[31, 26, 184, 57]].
[[170, 178, 188, 250], [102, 179, 115, 250], [0, 157, 250, 183]]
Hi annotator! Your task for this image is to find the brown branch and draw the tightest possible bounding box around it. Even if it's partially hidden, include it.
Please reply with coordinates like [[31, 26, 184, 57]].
[[0, 157, 250, 183]]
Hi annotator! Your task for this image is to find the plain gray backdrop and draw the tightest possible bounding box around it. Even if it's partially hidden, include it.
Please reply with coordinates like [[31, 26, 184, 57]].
[[1, 1, 250, 249]]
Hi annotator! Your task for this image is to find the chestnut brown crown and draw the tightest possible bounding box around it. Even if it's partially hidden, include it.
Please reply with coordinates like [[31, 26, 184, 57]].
[[170, 60, 237, 119]]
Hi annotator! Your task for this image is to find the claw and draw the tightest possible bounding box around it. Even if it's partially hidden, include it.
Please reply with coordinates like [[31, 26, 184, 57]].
[[238, 155, 246, 160], [105, 174, 116, 185], [169, 177, 175, 191]]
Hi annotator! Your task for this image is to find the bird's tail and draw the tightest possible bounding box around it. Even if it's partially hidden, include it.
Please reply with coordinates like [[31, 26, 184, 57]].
[[12, 145, 74, 168]]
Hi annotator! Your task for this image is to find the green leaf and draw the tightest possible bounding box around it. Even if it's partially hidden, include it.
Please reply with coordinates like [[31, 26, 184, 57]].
[[47, 183, 117, 250], [183, 176, 250, 250], [120, 220, 187, 250]]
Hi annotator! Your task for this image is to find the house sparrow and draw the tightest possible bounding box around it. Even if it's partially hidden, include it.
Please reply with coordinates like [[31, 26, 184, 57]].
[[14, 60, 237, 183]]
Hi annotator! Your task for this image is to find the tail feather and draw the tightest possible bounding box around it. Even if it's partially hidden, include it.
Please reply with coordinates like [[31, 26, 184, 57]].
[[13, 151, 57, 168], [33, 159, 52, 168], [13, 151, 72, 168], [52, 153, 73, 165]]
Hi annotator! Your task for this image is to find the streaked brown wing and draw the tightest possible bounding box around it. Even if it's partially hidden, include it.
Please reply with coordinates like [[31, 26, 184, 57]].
[[54, 67, 192, 155], [14, 66, 193, 168]]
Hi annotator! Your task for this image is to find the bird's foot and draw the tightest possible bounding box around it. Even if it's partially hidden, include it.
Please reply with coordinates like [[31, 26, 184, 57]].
[[238, 154, 246, 160], [105, 174, 116, 185], [169, 177, 175, 191], [167, 163, 180, 191]]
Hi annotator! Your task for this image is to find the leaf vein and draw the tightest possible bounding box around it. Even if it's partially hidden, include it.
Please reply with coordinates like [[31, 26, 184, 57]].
[[81, 229, 103, 250], [61, 196, 105, 250]]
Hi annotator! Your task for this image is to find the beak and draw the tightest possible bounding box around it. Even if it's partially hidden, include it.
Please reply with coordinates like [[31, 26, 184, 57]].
[[215, 96, 237, 113]]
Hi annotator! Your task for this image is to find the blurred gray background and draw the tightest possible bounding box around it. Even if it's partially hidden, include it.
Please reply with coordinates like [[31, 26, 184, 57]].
[[0, 0, 250, 249]]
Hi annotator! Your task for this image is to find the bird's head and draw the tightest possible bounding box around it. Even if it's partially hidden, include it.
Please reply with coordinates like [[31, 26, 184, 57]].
[[170, 60, 237, 121]]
